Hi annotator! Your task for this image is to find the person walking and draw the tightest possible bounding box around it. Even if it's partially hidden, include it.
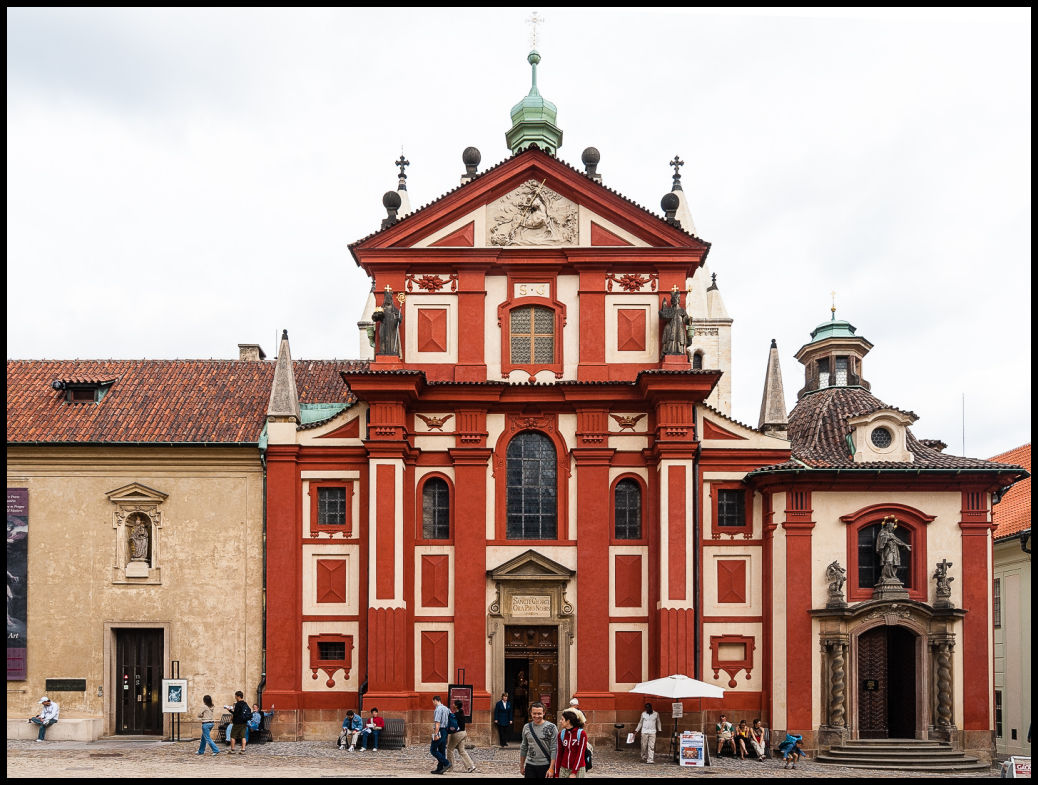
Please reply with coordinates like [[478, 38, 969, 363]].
[[196, 695, 220, 755], [225, 691, 251, 754], [445, 699, 477, 773], [429, 695, 452, 774], [556, 709, 588, 778], [634, 701, 660, 763], [27, 696, 59, 742], [494, 692, 514, 747], [519, 702, 558, 779]]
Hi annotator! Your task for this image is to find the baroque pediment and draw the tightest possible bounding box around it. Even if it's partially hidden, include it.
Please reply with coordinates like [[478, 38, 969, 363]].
[[488, 549, 575, 582], [105, 482, 169, 505]]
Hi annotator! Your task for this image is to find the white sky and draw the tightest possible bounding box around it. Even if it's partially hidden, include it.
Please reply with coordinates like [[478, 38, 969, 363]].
[[6, 8, 1031, 460]]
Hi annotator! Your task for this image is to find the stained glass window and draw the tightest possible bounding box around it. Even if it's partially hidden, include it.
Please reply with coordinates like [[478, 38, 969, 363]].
[[510, 306, 555, 365], [614, 478, 642, 539], [506, 431, 557, 539], [422, 477, 450, 539]]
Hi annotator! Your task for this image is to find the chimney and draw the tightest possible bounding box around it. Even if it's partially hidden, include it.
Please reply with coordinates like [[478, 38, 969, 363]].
[[238, 344, 267, 362]]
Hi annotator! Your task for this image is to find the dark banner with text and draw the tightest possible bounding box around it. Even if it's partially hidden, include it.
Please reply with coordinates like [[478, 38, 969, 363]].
[[7, 488, 28, 680]]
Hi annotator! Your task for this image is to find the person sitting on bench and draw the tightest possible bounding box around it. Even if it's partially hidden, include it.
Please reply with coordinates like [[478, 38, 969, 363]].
[[715, 714, 735, 756]]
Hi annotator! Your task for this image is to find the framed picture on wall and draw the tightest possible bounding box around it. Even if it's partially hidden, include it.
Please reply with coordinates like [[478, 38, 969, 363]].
[[161, 679, 188, 713]]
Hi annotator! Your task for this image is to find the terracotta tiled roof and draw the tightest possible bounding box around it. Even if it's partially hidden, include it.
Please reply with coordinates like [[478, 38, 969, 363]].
[[990, 444, 1031, 540], [748, 386, 1026, 475], [7, 359, 364, 444]]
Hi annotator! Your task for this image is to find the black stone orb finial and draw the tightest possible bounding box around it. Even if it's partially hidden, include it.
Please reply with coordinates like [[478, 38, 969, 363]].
[[771, 338, 777, 348], [462, 146, 481, 178], [661, 192, 680, 227], [383, 191, 402, 211], [581, 146, 601, 177]]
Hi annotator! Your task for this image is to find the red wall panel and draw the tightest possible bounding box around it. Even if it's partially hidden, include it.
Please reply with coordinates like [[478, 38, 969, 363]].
[[421, 629, 449, 683], [316, 558, 347, 604], [668, 465, 686, 600], [421, 554, 450, 608], [615, 630, 643, 683], [376, 464, 396, 600], [417, 308, 448, 353], [614, 554, 642, 608], [716, 559, 747, 603]]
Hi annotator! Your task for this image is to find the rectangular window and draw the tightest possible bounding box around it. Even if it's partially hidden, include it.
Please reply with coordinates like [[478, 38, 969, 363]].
[[994, 690, 1003, 738], [318, 641, 346, 661], [716, 489, 746, 527], [510, 306, 555, 365], [835, 357, 848, 385], [818, 358, 830, 387], [993, 578, 1001, 628], [318, 487, 347, 526]]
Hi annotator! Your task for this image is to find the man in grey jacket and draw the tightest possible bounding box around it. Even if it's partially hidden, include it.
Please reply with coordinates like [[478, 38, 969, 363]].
[[519, 702, 558, 779]]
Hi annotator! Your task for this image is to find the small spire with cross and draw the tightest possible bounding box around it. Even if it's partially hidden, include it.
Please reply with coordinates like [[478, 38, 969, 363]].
[[526, 10, 543, 50], [670, 155, 685, 190], [395, 152, 410, 191]]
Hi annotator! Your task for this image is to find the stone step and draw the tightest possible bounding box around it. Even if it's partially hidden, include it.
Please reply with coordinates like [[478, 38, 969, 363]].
[[814, 756, 991, 772], [842, 738, 948, 745], [824, 748, 972, 760]]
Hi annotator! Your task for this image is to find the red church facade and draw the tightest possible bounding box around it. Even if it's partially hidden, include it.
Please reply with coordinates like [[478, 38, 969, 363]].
[[260, 147, 1023, 760]]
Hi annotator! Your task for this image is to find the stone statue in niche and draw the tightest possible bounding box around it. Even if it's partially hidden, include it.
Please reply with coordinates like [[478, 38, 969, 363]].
[[659, 287, 691, 356], [932, 558, 955, 608], [128, 516, 150, 562], [876, 516, 911, 583], [825, 560, 847, 608], [488, 180, 577, 246], [371, 286, 402, 356]]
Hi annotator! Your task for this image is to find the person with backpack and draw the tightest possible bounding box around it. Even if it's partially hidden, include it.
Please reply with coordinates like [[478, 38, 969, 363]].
[[519, 702, 558, 779], [445, 699, 477, 773], [556, 708, 588, 778], [225, 691, 252, 754]]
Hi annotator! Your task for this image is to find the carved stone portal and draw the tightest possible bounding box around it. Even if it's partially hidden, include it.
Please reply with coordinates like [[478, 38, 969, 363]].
[[487, 180, 578, 247]]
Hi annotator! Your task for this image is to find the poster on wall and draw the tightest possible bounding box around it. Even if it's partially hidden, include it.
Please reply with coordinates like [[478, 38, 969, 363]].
[[7, 488, 28, 680], [162, 679, 188, 713], [448, 683, 473, 722]]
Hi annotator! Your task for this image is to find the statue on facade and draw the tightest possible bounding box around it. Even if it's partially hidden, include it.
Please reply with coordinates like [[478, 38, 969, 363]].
[[659, 287, 691, 356], [371, 286, 402, 356], [129, 518, 150, 561], [932, 558, 955, 608], [825, 560, 847, 608], [876, 516, 911, 583]]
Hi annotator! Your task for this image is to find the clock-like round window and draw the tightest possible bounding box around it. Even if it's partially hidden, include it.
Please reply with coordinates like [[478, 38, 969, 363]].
[[871, 427, 893, 448]]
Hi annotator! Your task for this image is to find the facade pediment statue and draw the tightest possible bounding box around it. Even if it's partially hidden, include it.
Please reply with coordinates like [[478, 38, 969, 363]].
[[487, 180, 577, 246]]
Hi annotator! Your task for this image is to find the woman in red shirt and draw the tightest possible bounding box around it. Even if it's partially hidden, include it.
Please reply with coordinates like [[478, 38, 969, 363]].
[[556, 708, 588, 778]]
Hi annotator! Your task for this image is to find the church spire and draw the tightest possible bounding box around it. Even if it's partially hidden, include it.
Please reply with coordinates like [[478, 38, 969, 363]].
[[505, 18, 563, 156], [267, 329, 300, 423], [758, 338, 789, 438]]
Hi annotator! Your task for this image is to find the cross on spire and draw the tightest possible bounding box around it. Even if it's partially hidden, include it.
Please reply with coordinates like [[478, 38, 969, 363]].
[[670, 155, 684, 179], [527, 11, 543, 49]]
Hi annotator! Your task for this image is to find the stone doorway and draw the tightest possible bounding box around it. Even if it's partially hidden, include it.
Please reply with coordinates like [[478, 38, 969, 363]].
[[113, 628, 164, 735], [505, 625, 559, 729], [857, 624, 917, 738]]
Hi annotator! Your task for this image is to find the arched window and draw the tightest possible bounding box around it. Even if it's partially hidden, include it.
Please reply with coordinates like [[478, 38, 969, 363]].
[[692, 351, 704, 370], [506, 431, 557, 539], [614, 478, 642, 539], [857, 522, 911, 588], [510, 305, 555, 365], [422, 477, 450, 539]]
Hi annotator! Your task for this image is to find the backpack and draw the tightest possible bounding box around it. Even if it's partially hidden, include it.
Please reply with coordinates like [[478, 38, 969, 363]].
[[566, 728, 592, 771], [447, 711, 459, 733], [234, 701, 251, 724]]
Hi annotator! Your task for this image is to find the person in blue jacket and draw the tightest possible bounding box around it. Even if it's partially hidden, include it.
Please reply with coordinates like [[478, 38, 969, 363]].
[[339, 709, 364, 751], [778, 733, 807, 769], [493, 692, 515, 747]]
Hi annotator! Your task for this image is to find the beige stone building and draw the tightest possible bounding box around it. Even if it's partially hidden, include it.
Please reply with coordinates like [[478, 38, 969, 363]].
[[6, 355, 351, 740]]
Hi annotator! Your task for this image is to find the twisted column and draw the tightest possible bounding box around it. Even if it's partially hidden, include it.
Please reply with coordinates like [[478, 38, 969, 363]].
[[934, 640, 954, 727], [826, 639, 847, 727]]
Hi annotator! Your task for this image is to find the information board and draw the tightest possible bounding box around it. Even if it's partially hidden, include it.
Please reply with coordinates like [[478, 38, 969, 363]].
[[679, 730, 706, 767]]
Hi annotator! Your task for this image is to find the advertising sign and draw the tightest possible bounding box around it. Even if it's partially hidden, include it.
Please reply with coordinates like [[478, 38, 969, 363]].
[[7, 488, 28, 680], [162, 679, 188, 713], [679, 730, 706, 767], [447, 684, 473, 722]]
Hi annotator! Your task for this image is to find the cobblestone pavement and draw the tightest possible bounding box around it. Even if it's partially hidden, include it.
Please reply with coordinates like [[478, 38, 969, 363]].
[[6, 738, 1001, 778]]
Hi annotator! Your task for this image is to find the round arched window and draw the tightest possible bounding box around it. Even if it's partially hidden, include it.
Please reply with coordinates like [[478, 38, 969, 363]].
[[505, 431, 557, 539], [871, 427, 893, 448]]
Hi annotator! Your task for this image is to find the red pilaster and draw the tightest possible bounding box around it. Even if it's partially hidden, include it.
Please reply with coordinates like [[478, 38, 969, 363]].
[[573, 437, 615, 698], [782, 490, 814, 733], [577, 269, 607, 381], [449, 444, 492, 705], [455, 268, 487, 382], [960, 491, 993, 730], [264, 445, 302, 707]]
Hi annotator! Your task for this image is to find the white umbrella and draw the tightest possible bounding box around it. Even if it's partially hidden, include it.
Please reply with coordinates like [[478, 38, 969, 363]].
[[629, 674, 724, 763], [629, 674, 724, 700]]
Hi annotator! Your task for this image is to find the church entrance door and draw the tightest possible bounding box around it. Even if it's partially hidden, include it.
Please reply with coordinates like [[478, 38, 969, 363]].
[[114, 628, 164, 735], [505, 625, 558, 729], [857, 625, 917, 738]]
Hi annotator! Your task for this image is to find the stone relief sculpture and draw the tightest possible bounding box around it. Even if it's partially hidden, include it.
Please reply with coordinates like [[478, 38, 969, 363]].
[[488, 180, 577, 246], [825, 560, 847, 608], [128, 516, 150, 562], [371, 286, 402, 356], [659, 287, 691, 356]]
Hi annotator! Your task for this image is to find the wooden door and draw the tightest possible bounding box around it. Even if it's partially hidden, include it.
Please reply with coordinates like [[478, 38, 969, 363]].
[[115, 629, 164, 735], [505, 626, 558, 721], [857, 627, 888, 738]]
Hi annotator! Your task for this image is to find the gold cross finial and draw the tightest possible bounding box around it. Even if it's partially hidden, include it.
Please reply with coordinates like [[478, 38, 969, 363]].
[[527, 10, 543, 49], [831, 290, 837, 318]]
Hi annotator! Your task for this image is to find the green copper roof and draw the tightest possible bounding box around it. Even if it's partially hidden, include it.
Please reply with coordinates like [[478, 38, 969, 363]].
[[808, 317, 860, 343], [506, 50, 563, 155]]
